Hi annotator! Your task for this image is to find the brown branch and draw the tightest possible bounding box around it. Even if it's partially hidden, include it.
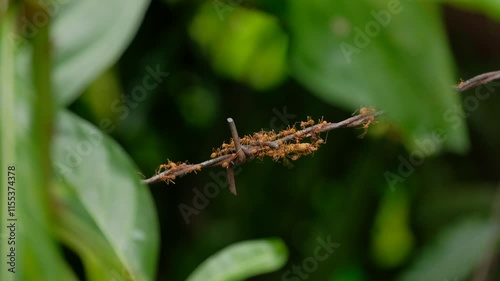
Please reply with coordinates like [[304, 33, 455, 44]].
[[225, 118, 245, 195], [226, 167, 237, 196], [227, 118, 245, 165], [142, 108, 383, 187], [455, 70, 500, 92]]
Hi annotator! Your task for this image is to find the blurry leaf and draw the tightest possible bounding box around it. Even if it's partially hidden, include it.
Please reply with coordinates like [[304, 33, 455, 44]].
[[186, 238, 288, 281], [288, 0, 468, 153], [54, 179, 139, 281], [1, 8, 78, 281], [82, 66, 124, 122], [190, 4, 288, 90], [416, 183, 495, 236], [397, 218, 498, 281], [329, 265, 366, 281], [177, 85, 219, 129], [0, 2, 17, 168], [371, 189, 414, 268], [15, 126, 79, 281], [52, 110, 159, 281], [51, 0, 150, 105]]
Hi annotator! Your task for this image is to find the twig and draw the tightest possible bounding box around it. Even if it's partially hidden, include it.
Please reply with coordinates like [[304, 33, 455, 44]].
[[142, 108, 383, 189], [226, 118, 245, 196], [227, 118, 245, 165], [227, 167, 237, 196], [455, 70, 500, 92]]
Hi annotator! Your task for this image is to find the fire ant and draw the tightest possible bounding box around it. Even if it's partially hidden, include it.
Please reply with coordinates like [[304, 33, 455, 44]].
[[300, 117, 315, 129]]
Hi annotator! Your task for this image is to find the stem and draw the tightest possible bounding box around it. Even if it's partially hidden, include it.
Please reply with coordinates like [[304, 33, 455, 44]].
[[456, 70, 500, 92], [32, 4, 53, 187]]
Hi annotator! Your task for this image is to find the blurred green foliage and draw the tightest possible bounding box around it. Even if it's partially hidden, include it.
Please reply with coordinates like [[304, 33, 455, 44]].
[[1, 0, 500, 281], [186, 239, 288, 281], [371, 189, 414, 268], [190, 3, 287, 90]]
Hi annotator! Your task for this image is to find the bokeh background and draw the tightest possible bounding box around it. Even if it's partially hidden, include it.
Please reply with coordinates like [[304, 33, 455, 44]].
[[1, 0, 500, 281]]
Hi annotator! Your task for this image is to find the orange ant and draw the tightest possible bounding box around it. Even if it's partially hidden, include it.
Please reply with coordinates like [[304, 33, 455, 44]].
[[155, 160, 185, 175], [351, 107, 377, 138], [159, 174, 176, 185], [192, 165, 202, 174], [352, 106, 376, 116], [278, 127, 296, 137], [300, 117, 315, 129], [360, 107, 377, 116], [155, 163, 170, 175], [358, 116, 376, 138]]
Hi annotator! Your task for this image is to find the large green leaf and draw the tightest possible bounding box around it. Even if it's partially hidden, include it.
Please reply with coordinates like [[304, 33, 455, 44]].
[[1, 8, 21, 281], [1, 7, 78, 281], [397, 218, 498, 281], [52, 110, 159, 281], [288, 0, 468, 153], [51, 0, 150, 105], [186, 238, 288, 281]]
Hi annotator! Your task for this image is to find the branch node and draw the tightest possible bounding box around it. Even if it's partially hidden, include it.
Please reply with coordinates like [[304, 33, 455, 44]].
[[227, 118, 246, 165], [226, 167, 237, 195]]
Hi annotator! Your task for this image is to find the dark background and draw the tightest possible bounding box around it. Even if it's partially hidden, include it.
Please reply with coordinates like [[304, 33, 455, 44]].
[[68, 1, 500, 280]]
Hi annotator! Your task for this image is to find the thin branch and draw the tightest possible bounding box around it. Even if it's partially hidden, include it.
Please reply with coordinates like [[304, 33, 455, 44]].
[[227, 167, 237, 196], [227, 118, 245, 165], [455, 70, 500, 92], [142, 108, 383, 186], [225, 118, 245, 195]]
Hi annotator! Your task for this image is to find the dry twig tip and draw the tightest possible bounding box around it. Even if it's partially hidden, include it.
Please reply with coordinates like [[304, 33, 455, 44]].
[[455, 70, 500, 92]]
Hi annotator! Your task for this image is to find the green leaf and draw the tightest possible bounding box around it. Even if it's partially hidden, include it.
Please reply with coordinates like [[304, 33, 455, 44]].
[[371, 190, 414, 268], [288, 0, 468, 153], [52, 110, 159, 281], [397, 218, 498, 281], [51, 0, 150, 105], [186, 238, 288, 281], [189, 4, 288, 90], [1, 7, 78, 281], [1, 8, 21, 281]]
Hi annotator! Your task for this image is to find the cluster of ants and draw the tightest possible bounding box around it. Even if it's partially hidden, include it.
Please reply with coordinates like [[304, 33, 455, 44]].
[[150, 107, 378, 187], [145, 69, 500, 190], [210, 117, 325, 165]]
